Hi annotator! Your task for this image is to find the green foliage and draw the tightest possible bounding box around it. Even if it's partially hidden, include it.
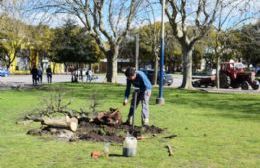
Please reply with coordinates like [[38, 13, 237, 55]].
[[237, 22, 260, 65], [26, 24, 54, 54], [49, 20, 104, 64], [0, 16, 104, 68], [138, 22, 161, 61], [120, 22, 182, 72], [0, 14, 27, 68]]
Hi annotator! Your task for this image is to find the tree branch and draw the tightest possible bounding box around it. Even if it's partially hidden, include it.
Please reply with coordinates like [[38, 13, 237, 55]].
[[108, 0, 117, 38]]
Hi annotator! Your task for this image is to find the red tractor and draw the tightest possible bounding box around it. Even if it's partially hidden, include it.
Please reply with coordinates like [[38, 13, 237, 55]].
[[219, 62, 259, 90]]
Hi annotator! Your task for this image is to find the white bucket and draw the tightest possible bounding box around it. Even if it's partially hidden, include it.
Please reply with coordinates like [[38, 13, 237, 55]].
[[122, 136, 137, 157]]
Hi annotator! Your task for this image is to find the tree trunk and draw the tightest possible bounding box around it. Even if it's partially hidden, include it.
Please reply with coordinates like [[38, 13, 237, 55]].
[[43, 116, 78, 132], [53, 63, 56, 74], [6, 60, 10, 69], [172, 57, 175, 73], [106, 45, 119, 83], [6, 52, 13, 69], [181, 46, 193, 89], [214, 32, 222, 89], [153, 55, 159, 85], [216, 56, 220, 89]]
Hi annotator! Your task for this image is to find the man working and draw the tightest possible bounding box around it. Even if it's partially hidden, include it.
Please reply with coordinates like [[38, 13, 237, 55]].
[[123, 67, 152, 126]]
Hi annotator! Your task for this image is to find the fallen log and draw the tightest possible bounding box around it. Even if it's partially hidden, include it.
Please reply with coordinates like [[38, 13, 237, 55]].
[[42, 116, 78, 132]]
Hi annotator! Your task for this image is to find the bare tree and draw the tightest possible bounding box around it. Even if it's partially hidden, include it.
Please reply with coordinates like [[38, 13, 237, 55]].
[[25, 0, 143, 83], [164, 0, 220, 89]]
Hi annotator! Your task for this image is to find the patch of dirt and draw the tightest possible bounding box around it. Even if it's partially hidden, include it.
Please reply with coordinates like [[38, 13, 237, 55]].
[[27, 119, 164, 143]]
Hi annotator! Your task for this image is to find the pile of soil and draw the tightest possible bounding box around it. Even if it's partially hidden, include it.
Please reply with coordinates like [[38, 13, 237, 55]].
[[27, 117, 164, 143]]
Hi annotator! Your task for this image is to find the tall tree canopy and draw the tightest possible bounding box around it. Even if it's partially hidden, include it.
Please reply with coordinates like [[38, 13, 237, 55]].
[[25, 0, 144, 82], [0, 14, 28, 68], [50, 20, 104, 64], [239, 22, 260, 65]]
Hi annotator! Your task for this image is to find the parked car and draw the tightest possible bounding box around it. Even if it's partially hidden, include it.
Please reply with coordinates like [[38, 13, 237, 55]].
[[0, 68, 10, 77], [256, 66, 260, 82], [139, 68, 173, 86], [192, 69, 216, 88]]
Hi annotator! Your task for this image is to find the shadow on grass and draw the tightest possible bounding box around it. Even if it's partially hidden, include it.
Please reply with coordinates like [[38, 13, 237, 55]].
[[109, 154, 124, 157], [164, 89, 260, 121], [36, 83, 124, 100]]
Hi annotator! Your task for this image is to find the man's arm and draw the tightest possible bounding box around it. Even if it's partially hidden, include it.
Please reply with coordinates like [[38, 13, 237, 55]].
[[140, 72, 152, 91], [124, 79, 131, 103]]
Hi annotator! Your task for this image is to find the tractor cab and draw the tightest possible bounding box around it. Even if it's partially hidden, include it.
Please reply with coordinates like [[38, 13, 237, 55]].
[[221, 62, 246, 80]]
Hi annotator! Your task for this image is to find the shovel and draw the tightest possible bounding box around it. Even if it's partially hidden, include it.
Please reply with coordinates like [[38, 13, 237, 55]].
[[131, 87, 140, 134]]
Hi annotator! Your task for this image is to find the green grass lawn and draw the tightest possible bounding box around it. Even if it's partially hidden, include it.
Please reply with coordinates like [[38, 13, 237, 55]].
[[0, 83, 259, 168]]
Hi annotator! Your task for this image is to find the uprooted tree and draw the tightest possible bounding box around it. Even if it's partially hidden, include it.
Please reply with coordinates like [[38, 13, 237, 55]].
[[24, 92, 122, 131], [23, 91, 164, 142], [25, 0, 144, 83]]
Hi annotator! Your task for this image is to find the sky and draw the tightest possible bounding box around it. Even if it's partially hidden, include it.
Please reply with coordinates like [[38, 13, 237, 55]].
[[1, 0, 259, 30]]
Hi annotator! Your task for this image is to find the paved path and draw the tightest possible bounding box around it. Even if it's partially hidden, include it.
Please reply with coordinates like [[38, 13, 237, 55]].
[[0, 74, 182, 87], [1, 74, 259, 93]]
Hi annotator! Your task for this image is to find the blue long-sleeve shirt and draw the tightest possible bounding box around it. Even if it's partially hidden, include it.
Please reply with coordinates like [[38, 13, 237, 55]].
[[124, 71, 152, 99]]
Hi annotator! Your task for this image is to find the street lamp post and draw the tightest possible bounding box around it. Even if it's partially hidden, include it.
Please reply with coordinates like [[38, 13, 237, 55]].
[[156, 0, 165, 105], [135, 34, 139, 70]]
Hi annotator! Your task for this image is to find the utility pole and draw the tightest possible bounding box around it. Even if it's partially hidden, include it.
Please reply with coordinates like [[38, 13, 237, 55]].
[[135, 34, 139, 70], [156, 0, 165, 105]]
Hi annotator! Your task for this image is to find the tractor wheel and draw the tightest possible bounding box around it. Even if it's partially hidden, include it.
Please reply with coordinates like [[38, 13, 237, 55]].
[[231, 82, 240, 89], [220, 73, 231, 88], [251, 80, 259, 90], [241, 81, 249, 90], [192, 81, 200, 87]]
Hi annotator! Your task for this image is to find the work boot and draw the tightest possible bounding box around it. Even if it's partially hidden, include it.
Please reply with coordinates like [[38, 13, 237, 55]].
[[123, 116, 133, 125], [142, 118, 149, 126]]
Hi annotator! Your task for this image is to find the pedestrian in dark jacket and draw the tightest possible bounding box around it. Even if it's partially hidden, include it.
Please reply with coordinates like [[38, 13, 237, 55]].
[[31, 66, 38, 85], [46, 65, 52, 83], [37, 67, 43, 84]]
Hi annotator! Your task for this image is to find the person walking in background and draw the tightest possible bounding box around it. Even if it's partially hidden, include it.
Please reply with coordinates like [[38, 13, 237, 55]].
[[46, 65, 52, 83], [31, 66, 38, 86], [37, 67, 43, 84], [86, 68, 93, 82]]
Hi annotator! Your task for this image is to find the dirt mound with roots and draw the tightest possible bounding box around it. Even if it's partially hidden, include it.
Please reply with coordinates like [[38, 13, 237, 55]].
[[26, 109, 164, 143]]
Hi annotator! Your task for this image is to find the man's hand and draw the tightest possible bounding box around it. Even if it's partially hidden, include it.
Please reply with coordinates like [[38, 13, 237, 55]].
[[146, 90, 151, 97], [123, 99, 128, 106]]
